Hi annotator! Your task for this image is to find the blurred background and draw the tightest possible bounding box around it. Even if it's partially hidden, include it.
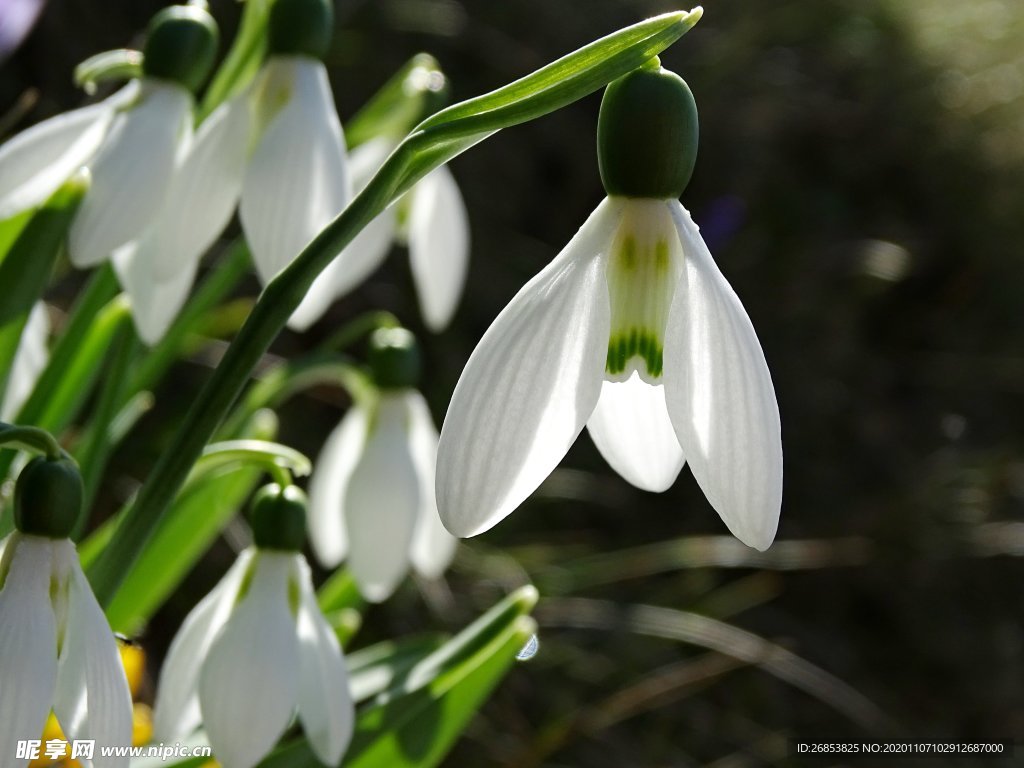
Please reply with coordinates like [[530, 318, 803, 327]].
[[3, 0, 1024, 765]]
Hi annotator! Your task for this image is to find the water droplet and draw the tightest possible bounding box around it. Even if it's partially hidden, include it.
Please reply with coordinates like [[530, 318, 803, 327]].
[[515, 634, 539, 661]]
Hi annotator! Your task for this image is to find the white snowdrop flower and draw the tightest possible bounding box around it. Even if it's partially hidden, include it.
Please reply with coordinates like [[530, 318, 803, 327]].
[[436, 64, 783, 550], [67, 5, 220, 270], [154, 485, 354, 768], [308, 328, 456, 601], [0, 457, 133, 768], [0, 81, 137, 222], [1, 302, 48, 420], [239, 0, 351, 294]]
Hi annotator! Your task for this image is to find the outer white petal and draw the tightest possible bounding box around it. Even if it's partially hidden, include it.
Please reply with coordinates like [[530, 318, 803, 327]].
[[344, 393, 420, 602], [112, 242, 197, 345], [199, 551, 301, 768], [0, 82, 137, 219], [149, 94, 252, 282], [1, 302, 49, 420], [0, 535, 58, 768], [240, 58, 350, 285], [69, 80, 193, 268], [408, 164, 470, 331], [307, 408, 367, 568], [405, 390, 456, 578], [663, 203, 783, 550], [436, 198, 621, 537], [586, 372, 686, 492], [52, 543, 133, 767], [294, 557, 354, 766], [153, 549, 255, 742], [286, 133, 395, 331]]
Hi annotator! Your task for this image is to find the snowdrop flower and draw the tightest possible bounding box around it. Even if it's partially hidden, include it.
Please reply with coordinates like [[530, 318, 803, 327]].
[[436, 63, 783, 550], [308, 328, 456, 601], [154, 484, 353, 768], [1, 302, 48, 420], [68, 5, 219, 270], [290, 57, 470, 332], [0, 456, 133, 767]]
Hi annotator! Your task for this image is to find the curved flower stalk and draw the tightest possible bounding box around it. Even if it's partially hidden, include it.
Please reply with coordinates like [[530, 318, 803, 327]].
[[154, 485, 353, 768], [308, 328, 456, 601], [436, 63, 783, 550], [1, 302, 48, 420], [290, 57, 470, 332], [0, 456, 132, 768]]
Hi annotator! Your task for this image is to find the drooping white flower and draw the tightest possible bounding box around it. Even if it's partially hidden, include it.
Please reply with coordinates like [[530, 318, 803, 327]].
[[0, 532, 133, 768], [1, 302, 48, 420], [154, 547, 354, 768], [0, 81, 137, 222], [436, 65, 782, 550], [289, 137, 470, 333], [308, 387, 456, 602]]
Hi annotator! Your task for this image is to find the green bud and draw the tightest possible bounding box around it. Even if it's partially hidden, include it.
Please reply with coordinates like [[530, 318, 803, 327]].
[[268, 0, 334, 59], [14, 457, 84, 540], [597, 62, 699, 199], [142, 4, 220, 93], [250, 483, 307, 551], [368, 327, 421, 390]]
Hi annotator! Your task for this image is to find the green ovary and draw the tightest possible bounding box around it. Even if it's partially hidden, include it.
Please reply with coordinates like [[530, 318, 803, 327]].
[[604, 200, 680, 384]]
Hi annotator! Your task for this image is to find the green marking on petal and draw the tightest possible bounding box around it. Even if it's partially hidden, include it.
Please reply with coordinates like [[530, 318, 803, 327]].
[[604, 200, 681, 383]]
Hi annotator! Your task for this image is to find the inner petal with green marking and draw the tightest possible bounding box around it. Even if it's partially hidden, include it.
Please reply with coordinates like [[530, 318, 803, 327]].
[[604, 199, 682, 385]]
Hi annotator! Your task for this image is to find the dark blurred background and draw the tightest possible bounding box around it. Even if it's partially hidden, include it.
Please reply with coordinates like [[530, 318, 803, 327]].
[[3, 0, 1024, 766]]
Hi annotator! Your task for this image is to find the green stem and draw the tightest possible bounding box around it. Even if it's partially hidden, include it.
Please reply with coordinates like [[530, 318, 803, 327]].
[[0, 423, 63, 460], [87, 10, 702, 604], [319, 310, 399, 354]]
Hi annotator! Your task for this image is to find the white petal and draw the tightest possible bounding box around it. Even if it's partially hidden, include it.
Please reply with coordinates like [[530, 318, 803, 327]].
[[344, 393, 420, 602], [586, 372, 685, 492], [405, 390, 456, 578], [52, 543, 133, 767], [0, 535, 58, 768], [287, 138, 397, 331], [1, 302, 49, 420], [112, 241, 198, 345], [294, 557, 354, 766], [153, 549, 255, 742], [240, 58, 350, 285], [307, 408, 367, 568], [199, 551, 301, 768], [68, 80, 193, 268], [435, 198, 621, 537], [408, 164, 470, 331], [149, 94, 251, 282], [0, 83, 135, 219], [663, 203, 783, 550]]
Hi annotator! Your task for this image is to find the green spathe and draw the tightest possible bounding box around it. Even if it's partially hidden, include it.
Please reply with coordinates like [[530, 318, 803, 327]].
[[14, 456, 84, 539], [267, 0, 334, 59], [597, 64, 699, 199], [142, 4, 220, 93], [251, 483, 308, 551], [369, 328, 422, 390]]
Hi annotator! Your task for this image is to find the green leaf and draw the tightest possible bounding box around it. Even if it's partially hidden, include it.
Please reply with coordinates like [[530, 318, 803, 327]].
[[87, 412, 278, 634], [0, 172, 88, 327], [0, 209, 33, 266], [347, 635, 448, 703], [0, 311, 29, 410], [258, 586, 538, 768]]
